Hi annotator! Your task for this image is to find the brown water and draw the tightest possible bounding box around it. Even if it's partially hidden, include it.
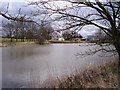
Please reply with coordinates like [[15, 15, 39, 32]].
[[2, 43, 116, 88]]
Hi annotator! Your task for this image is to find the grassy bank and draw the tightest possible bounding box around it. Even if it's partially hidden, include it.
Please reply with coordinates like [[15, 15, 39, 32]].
[[49, 40, 86, 43], [0, 38, 37, 47], [0, 38, 35, 42], [0, 41, 35, 47], [0, 38, 35, 47], [46, 60, 118, 88], [0, 38, 86, 47]]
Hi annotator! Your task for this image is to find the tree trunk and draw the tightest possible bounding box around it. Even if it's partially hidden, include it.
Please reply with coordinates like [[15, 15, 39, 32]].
[[23, 37, 24, 42], [16, 37, 18, 42], [16, 31, 18, 42], [10, 37, 12, 42], [118, 52, 120, 89]]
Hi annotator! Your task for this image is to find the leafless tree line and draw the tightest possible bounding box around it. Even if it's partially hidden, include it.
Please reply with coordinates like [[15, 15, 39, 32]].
[[2, 20, 53, 43]]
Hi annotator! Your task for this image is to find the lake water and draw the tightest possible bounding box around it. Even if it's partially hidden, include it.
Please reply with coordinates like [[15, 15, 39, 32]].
[[2, 43, 116, 88]]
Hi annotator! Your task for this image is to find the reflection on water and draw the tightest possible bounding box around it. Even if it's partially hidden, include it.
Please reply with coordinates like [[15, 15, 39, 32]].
[[2, 43, 116, 88]]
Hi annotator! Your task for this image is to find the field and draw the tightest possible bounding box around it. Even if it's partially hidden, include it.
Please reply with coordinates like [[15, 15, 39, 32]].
[[0, 38, 35, 47]]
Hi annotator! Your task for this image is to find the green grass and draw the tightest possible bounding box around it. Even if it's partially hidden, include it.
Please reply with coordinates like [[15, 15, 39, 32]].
[[0, 38, 35, 43], [0, 38, 85, 44], [0, 38, 36, 47]]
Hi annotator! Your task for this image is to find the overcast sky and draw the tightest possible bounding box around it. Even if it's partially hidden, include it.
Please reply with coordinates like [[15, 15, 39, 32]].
[[0, 0, 99, 38]]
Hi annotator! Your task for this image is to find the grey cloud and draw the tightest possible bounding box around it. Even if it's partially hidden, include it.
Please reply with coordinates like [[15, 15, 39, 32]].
[[0, 2, 36, 16]]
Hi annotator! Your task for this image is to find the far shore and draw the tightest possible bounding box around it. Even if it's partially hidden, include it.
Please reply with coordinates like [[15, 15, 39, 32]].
[[0, 42, 36, 47], [0, 39, 87, 47]]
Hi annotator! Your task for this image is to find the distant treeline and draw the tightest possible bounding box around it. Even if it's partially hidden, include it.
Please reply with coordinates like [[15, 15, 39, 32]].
[[2, 21, 53, 43]]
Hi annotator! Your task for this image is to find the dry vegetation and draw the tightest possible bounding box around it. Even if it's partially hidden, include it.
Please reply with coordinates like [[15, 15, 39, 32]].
[[45, 60, 118, 88]]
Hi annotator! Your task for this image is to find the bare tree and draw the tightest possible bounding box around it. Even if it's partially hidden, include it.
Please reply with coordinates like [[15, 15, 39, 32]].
[[0, 11, 33, 22], [62, 30, 82, 40], [28, 0, 120, 87], [35, 21, 54, 44], [29, 1, 120, 55], [25, 22, 38, 41], [3, 21, 15, 42]]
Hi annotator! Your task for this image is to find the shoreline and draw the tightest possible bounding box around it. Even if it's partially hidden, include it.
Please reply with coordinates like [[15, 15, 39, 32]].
[[49, 40, 86, 43], [0, 42, 35, 47], [0, 40, 86, 47], [0, 39, 113, 47]]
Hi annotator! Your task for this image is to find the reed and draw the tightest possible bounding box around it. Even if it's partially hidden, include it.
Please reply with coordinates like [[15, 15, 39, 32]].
[[46, 60, 118, 88]]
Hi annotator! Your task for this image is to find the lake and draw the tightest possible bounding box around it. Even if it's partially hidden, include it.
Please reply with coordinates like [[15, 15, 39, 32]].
[[2, 43, 116, 88]]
